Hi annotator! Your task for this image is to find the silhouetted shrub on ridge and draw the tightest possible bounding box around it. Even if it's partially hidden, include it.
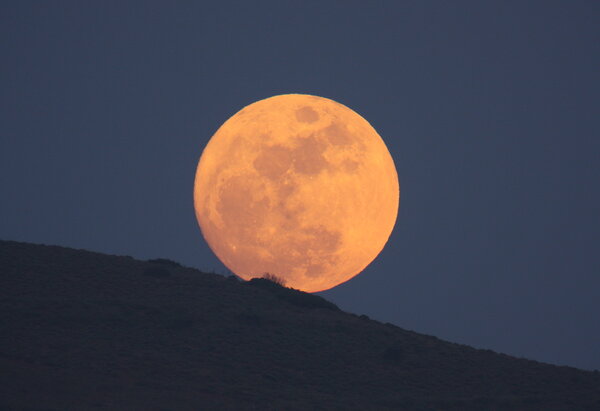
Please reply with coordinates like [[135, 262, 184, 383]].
[[247, 276, 339, 311], [247, 277, 287, 291], [261, 272, 286, 286]]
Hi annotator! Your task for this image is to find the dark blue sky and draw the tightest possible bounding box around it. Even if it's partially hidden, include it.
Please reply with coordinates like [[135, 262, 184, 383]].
[[2, 1, 599, 370]]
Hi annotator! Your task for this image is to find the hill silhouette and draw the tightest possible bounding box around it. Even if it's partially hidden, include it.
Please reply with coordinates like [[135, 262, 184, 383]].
[[1, 240, 599, 410]]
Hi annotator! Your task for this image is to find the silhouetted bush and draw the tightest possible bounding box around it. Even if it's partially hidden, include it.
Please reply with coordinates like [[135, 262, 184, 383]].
[[143, 266, 171, 278], [247, 277, 288, 291], [247, 278, 339, 311], [261, 272, 286, 286], [146, 258, 181, 267]]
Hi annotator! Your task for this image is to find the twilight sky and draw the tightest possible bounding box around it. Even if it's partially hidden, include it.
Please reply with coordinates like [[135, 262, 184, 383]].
[[1, 1, 599, 370]]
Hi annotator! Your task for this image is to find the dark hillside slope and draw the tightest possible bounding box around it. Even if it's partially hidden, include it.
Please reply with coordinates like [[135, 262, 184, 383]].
[[1, 240, 599, 410]]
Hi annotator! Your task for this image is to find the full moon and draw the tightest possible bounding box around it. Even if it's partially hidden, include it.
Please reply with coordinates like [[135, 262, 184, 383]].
[[194, 94, 399, 292]]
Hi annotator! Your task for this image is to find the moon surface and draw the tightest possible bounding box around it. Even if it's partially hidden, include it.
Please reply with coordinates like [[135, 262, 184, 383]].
[[194, 94, 399, 292]]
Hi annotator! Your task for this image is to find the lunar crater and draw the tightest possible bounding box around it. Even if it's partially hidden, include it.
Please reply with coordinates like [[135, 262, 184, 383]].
[[295, 106, 319, 123], [253, 145, 292, 180], [291, 136, 329, 175]]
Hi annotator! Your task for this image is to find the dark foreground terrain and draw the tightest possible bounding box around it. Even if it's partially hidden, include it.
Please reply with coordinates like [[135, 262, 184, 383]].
[[1, 240, 599, 410]]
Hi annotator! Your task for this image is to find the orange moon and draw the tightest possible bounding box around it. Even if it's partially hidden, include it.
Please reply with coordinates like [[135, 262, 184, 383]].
[[194, 94, 399, 292]]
